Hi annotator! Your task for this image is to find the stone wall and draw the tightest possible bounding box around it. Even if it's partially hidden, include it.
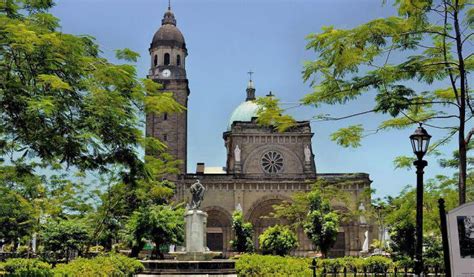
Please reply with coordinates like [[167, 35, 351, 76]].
[[224, 120, 316, 177], [175, 173, 372, 257], [146, 79, 189, 174]]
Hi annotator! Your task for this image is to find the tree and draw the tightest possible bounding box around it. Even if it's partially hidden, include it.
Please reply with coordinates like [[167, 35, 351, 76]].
[[304, 0, 473, 204], [0, 0, 184, 200], [41, 218, 91, 262], [0, 187, 35, 248], [272, 180, 354, 229], [258, 225, 298, 256], [303, 190, 340, 258], [230, 210, 254, 253], [256, 0, 473, 205], [124, 204, 184, 258], [389, 221, 416, 260], [1, 0, 186, 256]]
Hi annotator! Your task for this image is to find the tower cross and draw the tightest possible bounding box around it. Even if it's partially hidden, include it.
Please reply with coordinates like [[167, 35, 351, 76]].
[[247, 70, 254, 81], [168, 0, 171, 10]]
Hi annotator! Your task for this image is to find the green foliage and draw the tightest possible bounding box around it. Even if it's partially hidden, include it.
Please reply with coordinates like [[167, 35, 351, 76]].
[[273, 180, 354, 229], [41, 218, 91, 262], [0, 187, 35, 246], [123, 204, 184, 258], [52, 254, 144, 276], [0, 0, 184, 202], [0, 255, 143, 277], [301, 0, 472, 203], [330, 125, 364, 148], [374, 174, 461, 264], [423, 235, 444, 267], [318, 256, 392, 272], [115, 48, 140, 62], [230, 210, 254, 253], [393, 156, 414, 170], [235, 254, 312, 276], [258, 225, 298, 256], [0, 258, 52, 277], [235, 254, 396, 275], [254, 96, 296, 132], [363, 256, 392, 272], [303, 190, 340, 257]]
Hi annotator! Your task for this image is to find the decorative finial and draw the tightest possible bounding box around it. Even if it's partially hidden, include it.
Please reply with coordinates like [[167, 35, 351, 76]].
[[168, 0, 171, 10], [247, 70, 254, 81], [246, 71, 256, 101]]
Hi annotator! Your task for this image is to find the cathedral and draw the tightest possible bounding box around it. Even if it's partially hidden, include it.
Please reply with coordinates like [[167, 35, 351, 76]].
[[146, 7, 373, 257]]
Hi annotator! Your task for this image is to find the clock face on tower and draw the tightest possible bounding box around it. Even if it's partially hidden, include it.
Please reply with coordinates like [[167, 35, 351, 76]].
[[161, 69, 171, 78]]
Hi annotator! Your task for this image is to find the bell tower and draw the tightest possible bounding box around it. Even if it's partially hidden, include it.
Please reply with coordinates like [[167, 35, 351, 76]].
[[146, 6, 189, 175]]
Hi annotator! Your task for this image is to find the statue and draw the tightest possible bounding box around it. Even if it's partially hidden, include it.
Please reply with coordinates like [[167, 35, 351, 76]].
[[359, 202, 367, 224], [362, 230, 369, 252], [304, 145, 311, 163], [190, 179, 205, 210], [234, 145, 241, 163]]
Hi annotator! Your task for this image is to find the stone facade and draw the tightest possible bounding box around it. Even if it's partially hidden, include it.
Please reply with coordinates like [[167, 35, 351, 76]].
[[146, 7, 374, 258], [175, 171, 371, 257], [146, 8, 189, 174], [224, 120, 316, 177]]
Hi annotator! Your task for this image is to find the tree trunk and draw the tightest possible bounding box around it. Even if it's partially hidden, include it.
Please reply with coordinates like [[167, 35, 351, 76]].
[[453, 0, 468, 205], [131, 244, 142, 258], [459, 132, 467, 205]]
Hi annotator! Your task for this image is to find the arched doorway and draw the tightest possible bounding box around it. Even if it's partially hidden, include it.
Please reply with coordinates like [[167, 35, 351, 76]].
[[246, 196, 290, 249], [204, 207, 232, 254]]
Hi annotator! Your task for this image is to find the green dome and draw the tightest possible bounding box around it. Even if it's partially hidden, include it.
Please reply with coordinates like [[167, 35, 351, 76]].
[[227, 100, 260, 130]]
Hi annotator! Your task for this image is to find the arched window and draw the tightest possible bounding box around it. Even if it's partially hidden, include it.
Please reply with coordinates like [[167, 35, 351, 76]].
[[164, 53, 170, 65], [163, 113, 168, 120], [153, 54, 158, 67], [177, 54, 181, 66]]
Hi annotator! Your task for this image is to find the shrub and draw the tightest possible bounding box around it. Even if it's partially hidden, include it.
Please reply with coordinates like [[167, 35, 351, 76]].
[[0, 258, 53, 276], [41, 218, 90, 262], [53, 254, 144, 276], [236, 254, 397, 275], [88, 245, 105, 253], [235, 254, 312, 276], [259, 225, 298, 256], [230, 211, 254, 253], [363, 256, 393, 272], [393, 256, 414, 269]]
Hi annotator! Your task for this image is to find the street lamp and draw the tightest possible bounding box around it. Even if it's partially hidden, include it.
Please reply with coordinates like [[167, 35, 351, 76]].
[[409, 123, 431, 275]]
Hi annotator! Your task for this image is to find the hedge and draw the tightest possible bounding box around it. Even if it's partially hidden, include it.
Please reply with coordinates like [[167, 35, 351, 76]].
[[0, 258, 53, 276], [0, 254, 143, 276], [235, 254, 395, 276], [53, 254, 144, 276], [235, 254, 312, 276]]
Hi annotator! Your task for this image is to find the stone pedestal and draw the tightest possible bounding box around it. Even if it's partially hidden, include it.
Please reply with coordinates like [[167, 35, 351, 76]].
[[234, 161, 241, 174], [171, 209, 221, 261], [185, 210, 207, 253], [304, 162, 312, 173]]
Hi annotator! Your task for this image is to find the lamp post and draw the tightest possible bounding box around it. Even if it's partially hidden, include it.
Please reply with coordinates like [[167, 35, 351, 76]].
[[409, 123, 431, 276]]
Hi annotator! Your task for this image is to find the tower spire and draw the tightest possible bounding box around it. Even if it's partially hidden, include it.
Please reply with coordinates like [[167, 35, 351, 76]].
[[246, 70, 256, 101], [162, 2, 176, 26]]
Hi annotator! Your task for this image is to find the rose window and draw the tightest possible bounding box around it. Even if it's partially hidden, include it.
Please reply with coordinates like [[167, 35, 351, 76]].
[[261, 151, 283, 173]]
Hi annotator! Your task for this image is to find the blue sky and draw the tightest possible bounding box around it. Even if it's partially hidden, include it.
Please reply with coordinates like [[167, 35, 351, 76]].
[[51, 0, 456, 198]]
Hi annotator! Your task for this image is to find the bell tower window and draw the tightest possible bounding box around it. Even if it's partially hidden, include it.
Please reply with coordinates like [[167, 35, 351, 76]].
[[153, 54, 158, 67], [164, 53, 170, 65], [164, 113, 168, 120], [177, 54, 181, 66]]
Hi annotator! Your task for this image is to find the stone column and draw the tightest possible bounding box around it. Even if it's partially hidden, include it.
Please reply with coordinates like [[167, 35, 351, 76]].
[[185, 210, 208, 253]]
